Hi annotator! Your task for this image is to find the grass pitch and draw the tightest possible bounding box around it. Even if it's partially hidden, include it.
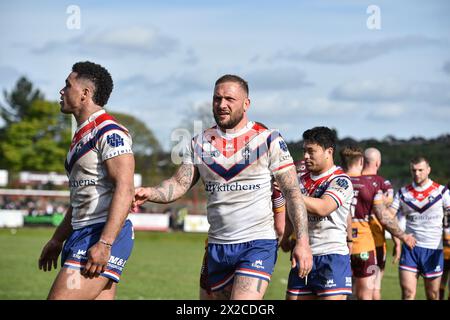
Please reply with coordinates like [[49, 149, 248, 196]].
[[0, 227, 428, 299]]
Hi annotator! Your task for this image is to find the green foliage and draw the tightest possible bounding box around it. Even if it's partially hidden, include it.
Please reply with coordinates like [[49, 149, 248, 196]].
[[0, 99, 71, 172], [0, 77, 44, 124]]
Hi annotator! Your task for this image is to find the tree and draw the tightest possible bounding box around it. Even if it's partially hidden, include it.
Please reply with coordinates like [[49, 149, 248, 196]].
[[110, 111, 165, 185], [177, 102, 215, 138], [0, 77, 44, 125], [0, 99, 71, 172], [110, 112, 161, 156]]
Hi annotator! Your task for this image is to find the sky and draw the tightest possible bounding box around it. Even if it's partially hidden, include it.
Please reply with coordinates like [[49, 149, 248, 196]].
[[1, 0, 449, 150]]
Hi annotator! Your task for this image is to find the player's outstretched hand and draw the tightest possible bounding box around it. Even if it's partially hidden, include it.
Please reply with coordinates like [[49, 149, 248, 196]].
[[291, 238, 312, 279], [38, 239, 63, 272], [82, 241, 111, 278], [402, 233, 416, 250], [132, 187, 150, 211]]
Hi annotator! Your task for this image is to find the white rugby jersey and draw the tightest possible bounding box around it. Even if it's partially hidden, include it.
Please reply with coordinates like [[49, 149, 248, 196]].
[[183, 121, 294, 244], [391, 180, 450, 249], [299, 166, 353, 256], [65, 110, 133, 229]]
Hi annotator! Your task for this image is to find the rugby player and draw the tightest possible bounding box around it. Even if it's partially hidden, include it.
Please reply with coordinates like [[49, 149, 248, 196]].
[[363, 147, 394, 300], [283, 127, 353, 300], [389, 157, 450, 300], [38, 61, 135, 300], [340, 146, 415, 300], [134, 75, 312, 300], [440, 196, 450, 300]]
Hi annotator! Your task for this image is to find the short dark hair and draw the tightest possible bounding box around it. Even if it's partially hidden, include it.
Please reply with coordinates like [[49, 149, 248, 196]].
[[340, 145, 363, 170], [215, 74, 249, 96], [72, 61, 113, 107], [410, 156, 430, 166], [302, 126, 337, 152]]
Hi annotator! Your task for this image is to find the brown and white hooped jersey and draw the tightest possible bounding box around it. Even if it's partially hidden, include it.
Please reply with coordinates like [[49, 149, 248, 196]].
[[183, 121, 294, 244], [65, 110, 133, 229]]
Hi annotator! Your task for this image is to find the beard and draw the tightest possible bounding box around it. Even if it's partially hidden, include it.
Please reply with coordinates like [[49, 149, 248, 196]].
[[213, 107, 245, 130]]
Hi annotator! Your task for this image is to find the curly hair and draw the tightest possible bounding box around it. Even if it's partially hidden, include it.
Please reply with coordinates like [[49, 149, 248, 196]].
[[302, 126, 337, 153], [72, 61, 113, 107]]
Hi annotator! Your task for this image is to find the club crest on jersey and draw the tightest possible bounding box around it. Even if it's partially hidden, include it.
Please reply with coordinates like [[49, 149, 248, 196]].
[[75, 142, 83, 153], [107, 133, 124, 147], [242, 145, 251, 161], [279, 140, 288, 152], [313, 184, 328, 197], [225, 143, 234, 151], [210, 150, 220, 158], [428, 195, 435, 203]]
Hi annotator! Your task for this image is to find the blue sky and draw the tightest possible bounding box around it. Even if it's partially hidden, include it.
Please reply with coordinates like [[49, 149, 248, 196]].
[[1, 0, 449, 149]]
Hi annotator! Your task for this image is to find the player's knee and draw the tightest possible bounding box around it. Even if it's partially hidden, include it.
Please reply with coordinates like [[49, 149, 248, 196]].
[[426, 289, 439, 300], [47, 288, 66, 300], [402, 287, 416, 300]]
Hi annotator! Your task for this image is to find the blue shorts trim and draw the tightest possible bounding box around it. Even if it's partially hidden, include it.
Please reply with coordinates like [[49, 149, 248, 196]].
[[207, 239, 278, 292], [61, 219, 134, 283], [399, 244, 443, 278], [287, 254, 352, 297]]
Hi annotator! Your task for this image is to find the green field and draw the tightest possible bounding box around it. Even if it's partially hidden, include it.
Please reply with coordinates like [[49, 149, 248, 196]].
[[0, 227, 429, 300]]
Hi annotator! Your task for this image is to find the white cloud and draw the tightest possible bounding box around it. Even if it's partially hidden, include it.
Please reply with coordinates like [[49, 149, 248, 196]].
[[370, 103, 407, 120], [331, 79, 450, 105], [33, 26, 180, 58], [273, 35, 442, 65], [245, 67, 313, 91]]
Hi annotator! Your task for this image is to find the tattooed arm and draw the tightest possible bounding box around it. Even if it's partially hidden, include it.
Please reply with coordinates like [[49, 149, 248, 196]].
[[373, 204, 416, 249], [133, 163, 200, 206], [274, 166, 312, 278]]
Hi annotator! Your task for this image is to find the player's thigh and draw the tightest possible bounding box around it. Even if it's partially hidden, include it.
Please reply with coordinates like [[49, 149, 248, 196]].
[[200, 288, 213, 300], [287, 294, 317, 300], [48, 267, 111, 300], [424, 276, 441, 298], [95, 280, 116, 300], [231, 274, 269, 300], [373, 269, 384, 290], [354, 275, 376, 300], [211, 283, 233, 300], [399, 270, 418, 293], [318, 294, 347, 300]]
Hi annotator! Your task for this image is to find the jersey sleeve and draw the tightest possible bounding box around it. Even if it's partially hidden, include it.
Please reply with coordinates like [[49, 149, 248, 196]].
[[268, 131, 294, 174], [389, 191, 402, 214], [271, 182, 286, 214], [182, 138, 195, 165], [323, 176, 353, 208], [372, 189, 384, 206], [381, 178, 394, 204], [442, 186, 450, 211], [98, 128, 133, 161]]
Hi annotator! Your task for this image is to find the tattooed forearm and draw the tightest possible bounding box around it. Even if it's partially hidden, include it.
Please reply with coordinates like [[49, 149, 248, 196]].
[[374, 204, 405, 238], [148, 164, 199, 203], [275, 167, 308, 240]]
